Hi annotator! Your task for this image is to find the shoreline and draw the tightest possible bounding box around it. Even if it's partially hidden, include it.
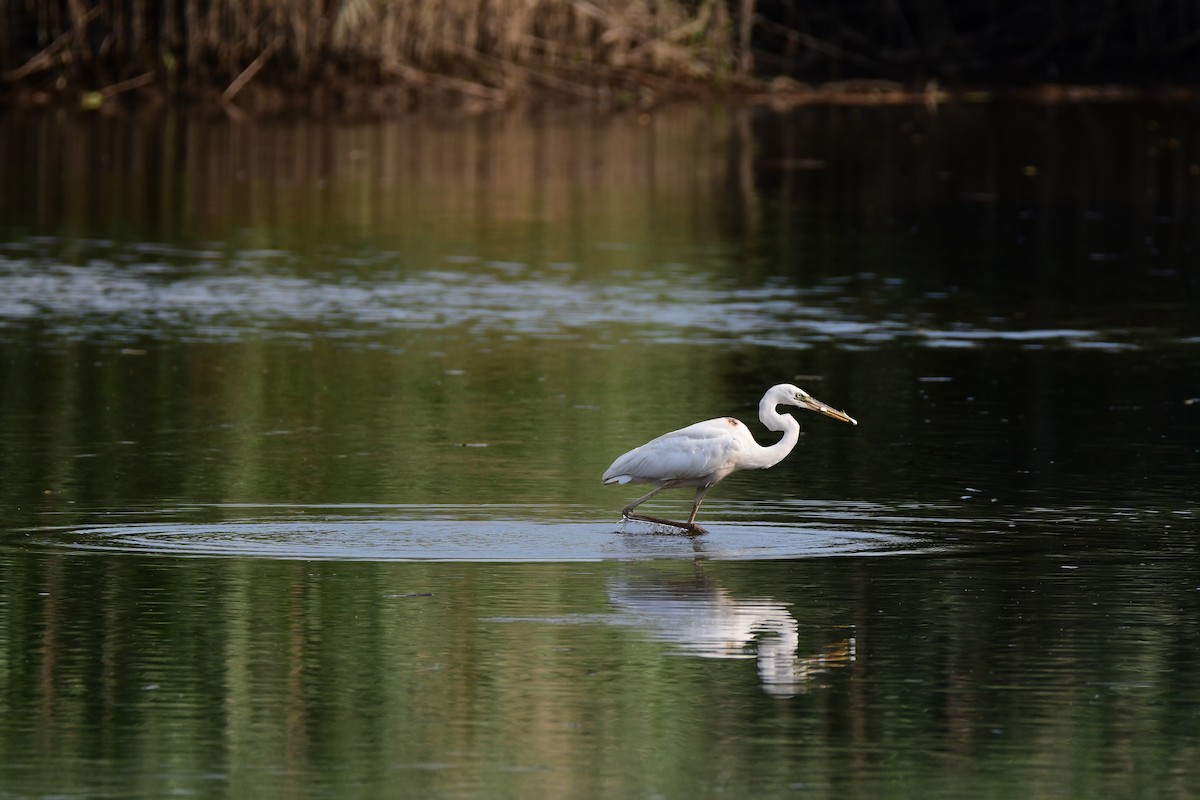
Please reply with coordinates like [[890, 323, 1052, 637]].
[[4, 78, 1200, 117]]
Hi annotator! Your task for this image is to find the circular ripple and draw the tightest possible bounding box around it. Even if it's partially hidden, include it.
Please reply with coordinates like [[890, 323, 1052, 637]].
[[44, 518, 924, 562]]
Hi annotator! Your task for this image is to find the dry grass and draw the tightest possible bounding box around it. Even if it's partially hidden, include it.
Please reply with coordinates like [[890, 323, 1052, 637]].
[[0, 0, 738, 109]]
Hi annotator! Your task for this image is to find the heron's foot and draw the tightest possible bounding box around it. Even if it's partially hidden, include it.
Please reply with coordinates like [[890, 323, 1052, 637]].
[[620, 512, 707, 536]]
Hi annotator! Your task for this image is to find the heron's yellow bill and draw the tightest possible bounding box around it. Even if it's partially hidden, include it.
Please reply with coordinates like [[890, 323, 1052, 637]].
[[802, 396, 858, 425]]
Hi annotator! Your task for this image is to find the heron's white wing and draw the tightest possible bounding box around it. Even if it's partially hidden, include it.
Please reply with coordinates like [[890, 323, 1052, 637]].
[[603, 418, 750, 485]]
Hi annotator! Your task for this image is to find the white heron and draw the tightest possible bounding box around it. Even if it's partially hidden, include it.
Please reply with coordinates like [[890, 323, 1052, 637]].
[[602, 384, 857, 534]]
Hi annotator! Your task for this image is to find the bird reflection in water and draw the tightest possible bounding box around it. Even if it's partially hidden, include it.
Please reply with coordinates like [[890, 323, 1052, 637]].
[[606, 568, 854, 697]]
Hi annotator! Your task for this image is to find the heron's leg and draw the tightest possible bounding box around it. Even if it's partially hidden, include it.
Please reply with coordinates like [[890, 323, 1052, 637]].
[[621, 485, 667, 517], [686, 487, 710, 526], [680, 488, 710, 536], [619, 484, 705, 534]]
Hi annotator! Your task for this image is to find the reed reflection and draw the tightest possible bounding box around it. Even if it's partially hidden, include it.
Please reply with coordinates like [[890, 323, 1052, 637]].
[[606, 565, 854, 697]]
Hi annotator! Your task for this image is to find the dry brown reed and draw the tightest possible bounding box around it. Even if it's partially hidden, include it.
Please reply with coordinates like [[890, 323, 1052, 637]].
[[0, 0, 738, 109]]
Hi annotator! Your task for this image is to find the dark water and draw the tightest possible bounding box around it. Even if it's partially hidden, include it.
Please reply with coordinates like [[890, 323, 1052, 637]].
[[0, 103, 1198, 798]]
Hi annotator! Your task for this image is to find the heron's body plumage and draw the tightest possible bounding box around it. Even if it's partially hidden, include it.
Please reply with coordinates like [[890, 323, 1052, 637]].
[[602, 384, 856, 534]]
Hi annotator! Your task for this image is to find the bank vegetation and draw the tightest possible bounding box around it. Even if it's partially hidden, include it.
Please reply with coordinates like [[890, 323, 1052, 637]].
[[1, 0, 746, 112], [3, 0, 1200, 112]]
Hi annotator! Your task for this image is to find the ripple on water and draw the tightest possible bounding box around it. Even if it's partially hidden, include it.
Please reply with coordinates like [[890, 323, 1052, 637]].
[[14, 504, 931, 562], [13, 502, 1185, 562], [0, 248, 1164, 350]]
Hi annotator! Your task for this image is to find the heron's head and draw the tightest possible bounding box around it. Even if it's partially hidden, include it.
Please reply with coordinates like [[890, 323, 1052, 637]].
[[773, 383, 857, 425]]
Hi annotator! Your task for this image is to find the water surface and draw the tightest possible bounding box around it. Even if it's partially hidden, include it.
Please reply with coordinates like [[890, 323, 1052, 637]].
[[0, 103, 1197, 798]]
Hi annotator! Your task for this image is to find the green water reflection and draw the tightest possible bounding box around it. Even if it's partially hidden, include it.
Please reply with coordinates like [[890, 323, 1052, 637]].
[[3, 552, 1199, 798], [0, 104, 1198, 798]]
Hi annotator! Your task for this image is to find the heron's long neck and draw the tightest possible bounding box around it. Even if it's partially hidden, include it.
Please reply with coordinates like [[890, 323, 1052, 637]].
[[747, 398, 801, 470]]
